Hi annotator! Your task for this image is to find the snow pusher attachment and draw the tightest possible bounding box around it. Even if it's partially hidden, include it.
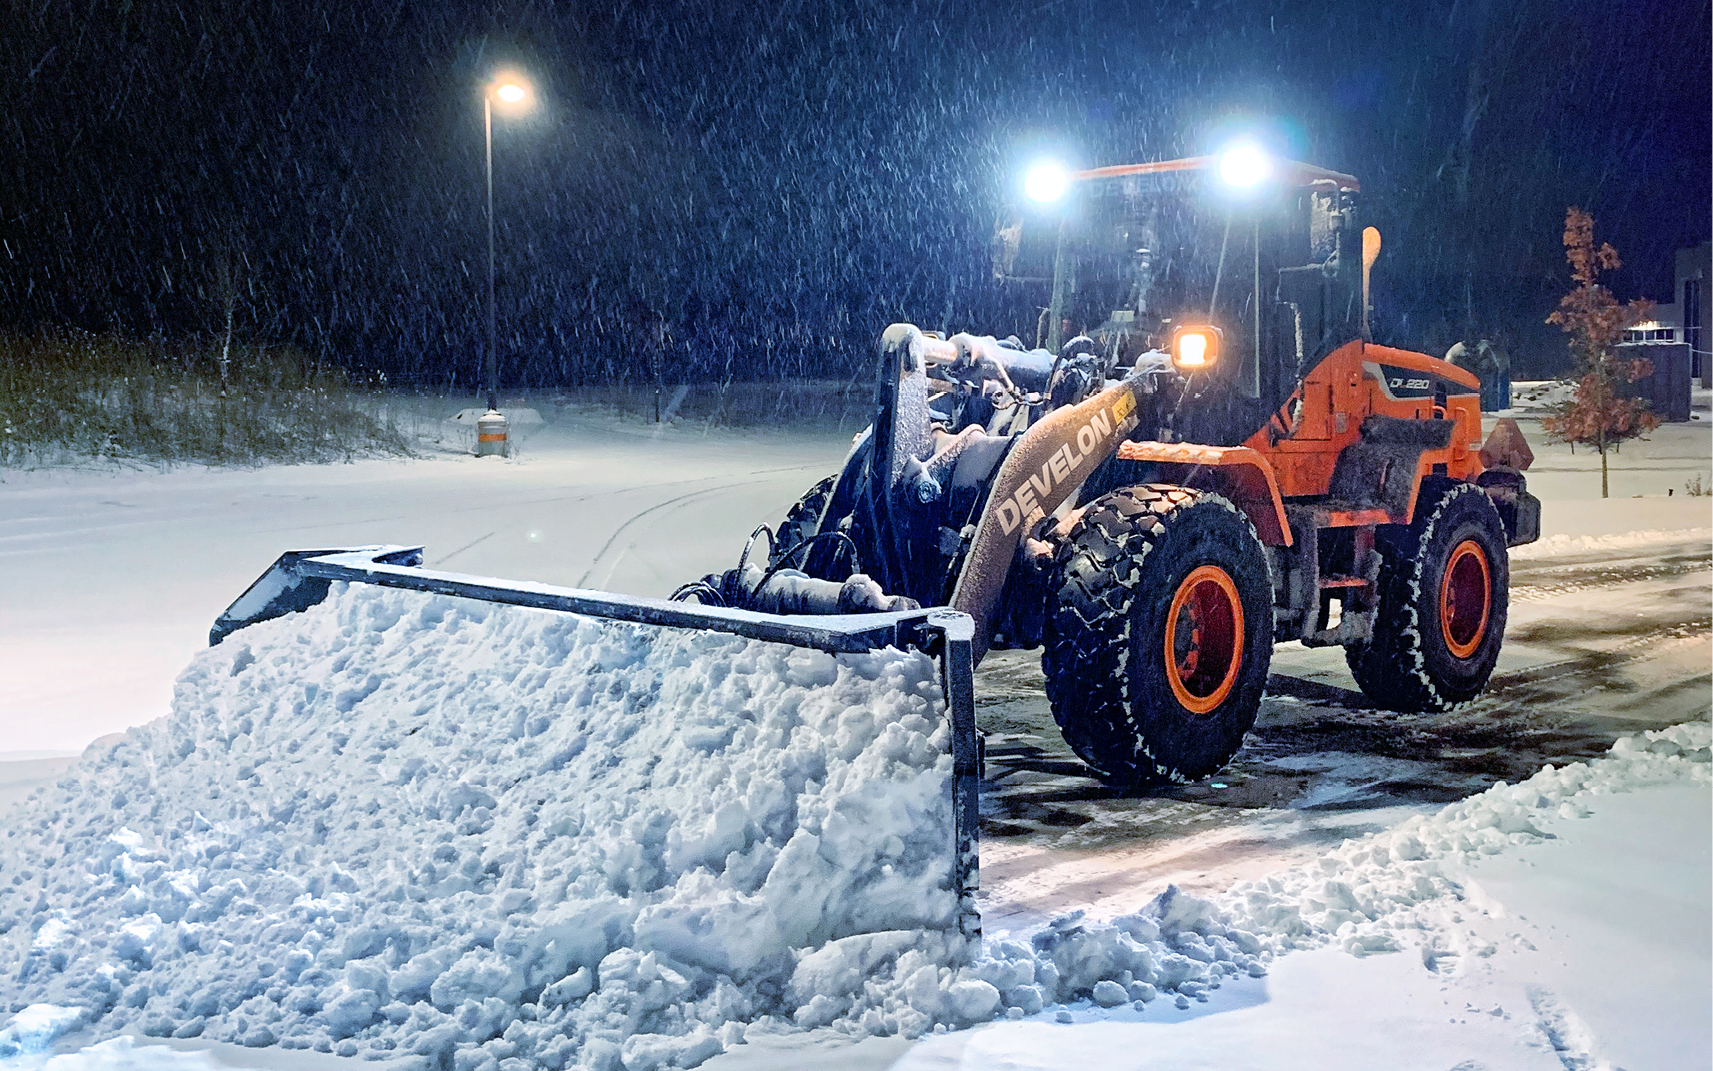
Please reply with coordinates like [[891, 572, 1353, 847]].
[[212, 545, 982, 942]]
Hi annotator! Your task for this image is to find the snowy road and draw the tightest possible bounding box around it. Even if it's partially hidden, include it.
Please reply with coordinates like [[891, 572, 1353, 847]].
[[3, 401, 1706, 865], [0, 408, 850, 755]]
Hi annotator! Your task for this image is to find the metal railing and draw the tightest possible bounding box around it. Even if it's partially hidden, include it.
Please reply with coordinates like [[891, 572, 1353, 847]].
[[212, 546, 981, 944]]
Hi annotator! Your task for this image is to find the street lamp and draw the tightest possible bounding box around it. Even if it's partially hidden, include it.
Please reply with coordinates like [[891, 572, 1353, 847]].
[[478, 71, 534, 455]]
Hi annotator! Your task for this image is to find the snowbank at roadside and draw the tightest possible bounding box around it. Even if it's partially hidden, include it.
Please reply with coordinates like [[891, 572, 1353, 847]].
[[1215, 721, 1710, 958], [885, 724, 1711, 1071], [944, 720, 1711, 1035], [1510, 527, 1712, 559]]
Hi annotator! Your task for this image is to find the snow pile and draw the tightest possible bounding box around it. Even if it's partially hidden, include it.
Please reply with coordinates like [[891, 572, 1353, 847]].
[[1502, 380, 1575, 412], [0, 584, 960, 1069], [2, 578, 1707, 1067], [1510, 527, 1712, 560], [1215, 720, 1712, 959], [3, 1037, 223, 1071]]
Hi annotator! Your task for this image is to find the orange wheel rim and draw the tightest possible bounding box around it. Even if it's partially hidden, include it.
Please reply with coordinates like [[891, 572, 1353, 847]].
[[1439, 540, 1491, 659], [1163, 565, 1245, 714]]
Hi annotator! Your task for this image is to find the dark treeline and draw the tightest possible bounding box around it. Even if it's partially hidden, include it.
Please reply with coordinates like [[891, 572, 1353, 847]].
[[1, 0, 1707, 389]]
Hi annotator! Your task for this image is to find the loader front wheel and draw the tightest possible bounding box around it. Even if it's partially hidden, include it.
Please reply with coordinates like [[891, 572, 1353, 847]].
[[1043, 485, 1273, 786], [770, 475, 837, 571], [1346, 482, 1508, 712]]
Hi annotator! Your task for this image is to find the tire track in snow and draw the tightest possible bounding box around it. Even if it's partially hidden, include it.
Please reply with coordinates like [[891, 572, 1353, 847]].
[[1510, 554, 1710, 602], [1485, 625, 1711, 694], [574, 467, 824, 589]]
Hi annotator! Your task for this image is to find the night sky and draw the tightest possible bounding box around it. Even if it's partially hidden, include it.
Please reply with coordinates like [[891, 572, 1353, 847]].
[[2, 0, 1707, 386]]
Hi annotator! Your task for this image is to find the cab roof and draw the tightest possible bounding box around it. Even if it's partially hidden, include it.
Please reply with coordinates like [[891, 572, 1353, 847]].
[[1075, 156, 1360, 193]]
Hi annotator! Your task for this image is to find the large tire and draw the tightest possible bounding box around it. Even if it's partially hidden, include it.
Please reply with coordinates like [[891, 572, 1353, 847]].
[[769, 475, 839, 572], [1043, 485, 1274, 785], [1346, 482, 1509, 712]]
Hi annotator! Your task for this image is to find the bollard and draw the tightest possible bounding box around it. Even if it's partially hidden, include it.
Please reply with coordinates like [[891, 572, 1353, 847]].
[[475, 409, 509, 457]]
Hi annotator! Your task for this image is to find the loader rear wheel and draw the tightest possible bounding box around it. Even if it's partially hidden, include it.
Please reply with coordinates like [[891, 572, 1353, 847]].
[[1345, 482, 1509, 712], [1043, 485, 1273, 786]]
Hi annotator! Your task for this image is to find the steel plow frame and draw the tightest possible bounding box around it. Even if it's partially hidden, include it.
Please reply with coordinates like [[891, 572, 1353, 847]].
[[212, 546, 982, 944]]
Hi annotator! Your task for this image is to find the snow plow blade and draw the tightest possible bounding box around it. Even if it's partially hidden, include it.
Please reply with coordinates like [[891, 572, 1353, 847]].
[[211, 545, 981, 939]]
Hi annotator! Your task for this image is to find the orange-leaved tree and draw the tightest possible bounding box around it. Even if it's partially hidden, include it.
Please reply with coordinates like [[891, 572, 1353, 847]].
[[1540, 207, 1658, 498]]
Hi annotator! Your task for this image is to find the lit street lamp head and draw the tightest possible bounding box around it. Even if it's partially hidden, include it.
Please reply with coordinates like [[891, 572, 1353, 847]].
[[488, 73, 533, 114]]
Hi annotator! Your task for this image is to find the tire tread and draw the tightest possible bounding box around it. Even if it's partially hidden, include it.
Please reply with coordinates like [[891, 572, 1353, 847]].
[[1043, 484, 1272, 785]]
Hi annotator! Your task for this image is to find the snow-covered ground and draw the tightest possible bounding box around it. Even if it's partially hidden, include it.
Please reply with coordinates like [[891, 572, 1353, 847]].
[[2, 390, 1708, 1069], [0, 402, 852, 756], [1497, 381, 1712, 504]]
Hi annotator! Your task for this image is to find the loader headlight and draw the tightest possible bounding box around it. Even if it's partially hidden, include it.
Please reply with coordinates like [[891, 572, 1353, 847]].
[[1024, 159, 1071, 203], [1171, 325, 1222, 372], [1218, 142, 1272, 188]]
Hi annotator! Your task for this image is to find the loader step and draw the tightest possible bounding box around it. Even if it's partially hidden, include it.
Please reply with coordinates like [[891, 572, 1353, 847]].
[[1318, 575, 1370, 589]]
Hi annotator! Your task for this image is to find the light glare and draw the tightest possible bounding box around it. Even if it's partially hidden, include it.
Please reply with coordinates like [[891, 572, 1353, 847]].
[[1218, 143, 1272, 188], [1024, 160, 1071, 203], [1171, 325, 1221, 372], [489, 73, 534, 113], [1177, 332, 1208, 367]]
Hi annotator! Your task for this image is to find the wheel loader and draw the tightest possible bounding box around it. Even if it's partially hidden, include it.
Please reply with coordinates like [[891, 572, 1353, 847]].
[[682, 147, 1541, 786]]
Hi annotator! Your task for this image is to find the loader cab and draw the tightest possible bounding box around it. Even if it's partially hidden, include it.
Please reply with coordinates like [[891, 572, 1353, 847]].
[[993, 152, 1365, 444]]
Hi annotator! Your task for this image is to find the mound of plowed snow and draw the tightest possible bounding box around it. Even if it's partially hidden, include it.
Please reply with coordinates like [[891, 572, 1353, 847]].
[[0, 584, 960, 1068], [1214, 721, 1712, 959], [3, 578, 1708, 1069]]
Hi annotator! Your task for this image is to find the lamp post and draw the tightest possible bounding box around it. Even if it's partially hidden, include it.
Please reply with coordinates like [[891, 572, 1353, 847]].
[[478, 72, 532, 455]]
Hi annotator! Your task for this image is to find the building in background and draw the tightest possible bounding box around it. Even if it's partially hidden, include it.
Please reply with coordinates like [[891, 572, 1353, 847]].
[[1678, 242, 1710, 389], [1619, 241, 1709, 402]]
